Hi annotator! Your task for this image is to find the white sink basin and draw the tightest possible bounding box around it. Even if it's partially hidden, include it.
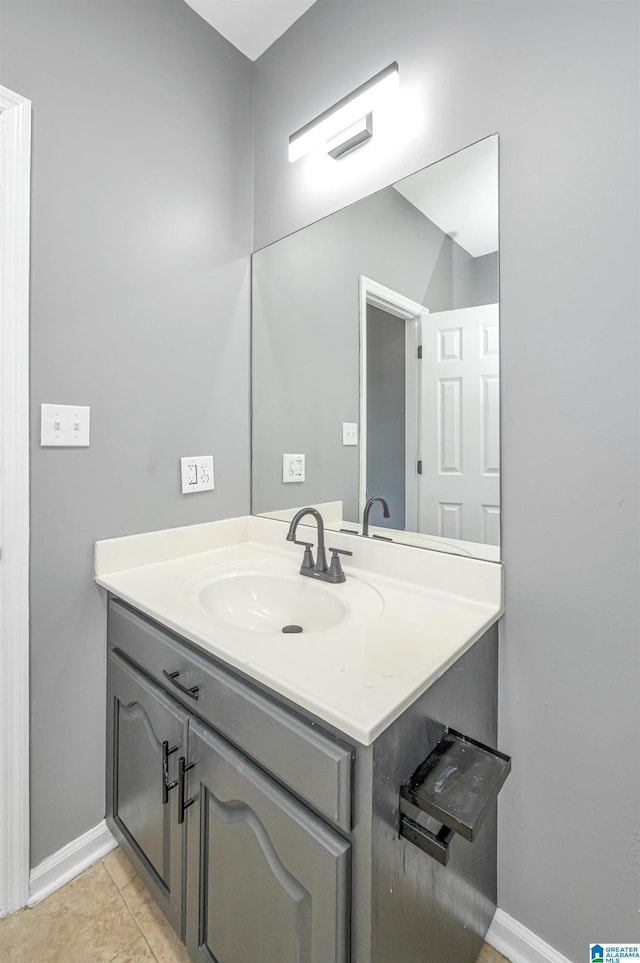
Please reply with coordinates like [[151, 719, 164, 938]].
[[199, 572, 347, 633], [186, 558, 383, 635]]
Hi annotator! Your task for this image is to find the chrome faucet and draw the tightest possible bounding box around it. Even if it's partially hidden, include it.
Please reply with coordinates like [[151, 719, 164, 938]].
[[286, 507, 352, 583], [362, 496, 390, 537]]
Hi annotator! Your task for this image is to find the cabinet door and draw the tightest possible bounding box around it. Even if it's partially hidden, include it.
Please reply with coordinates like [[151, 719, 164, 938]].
[[107, 652, 188, 937], [185, 717, 350, 963]]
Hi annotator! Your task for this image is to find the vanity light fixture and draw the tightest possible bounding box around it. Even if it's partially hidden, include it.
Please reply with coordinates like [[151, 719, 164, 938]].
[[288, 61, 399, 162]]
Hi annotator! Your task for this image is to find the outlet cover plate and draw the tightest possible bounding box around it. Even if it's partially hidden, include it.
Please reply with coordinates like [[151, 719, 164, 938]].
[[181, 455, 214, 494]]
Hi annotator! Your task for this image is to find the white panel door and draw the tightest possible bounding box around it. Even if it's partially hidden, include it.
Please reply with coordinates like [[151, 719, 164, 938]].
[[418, 303, 499, 545]]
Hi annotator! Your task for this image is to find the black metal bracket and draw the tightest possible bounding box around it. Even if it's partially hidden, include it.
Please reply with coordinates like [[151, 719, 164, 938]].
[[399, 728, 511, 864], [399, 814, 455, 866]]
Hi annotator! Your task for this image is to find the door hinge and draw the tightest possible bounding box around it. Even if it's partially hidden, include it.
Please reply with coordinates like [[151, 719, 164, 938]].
[[417, 345, 423, 360], [417, 460, 423, 475]]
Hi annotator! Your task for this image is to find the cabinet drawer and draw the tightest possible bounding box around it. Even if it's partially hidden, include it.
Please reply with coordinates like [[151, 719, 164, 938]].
[[108, 598, 352, 831]]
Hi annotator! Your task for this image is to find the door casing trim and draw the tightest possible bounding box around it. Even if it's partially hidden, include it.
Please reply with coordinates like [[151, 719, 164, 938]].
[[0, 84, 31, 917]]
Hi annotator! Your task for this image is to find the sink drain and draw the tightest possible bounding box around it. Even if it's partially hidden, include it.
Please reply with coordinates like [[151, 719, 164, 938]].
[[282, 624, 303, 634]]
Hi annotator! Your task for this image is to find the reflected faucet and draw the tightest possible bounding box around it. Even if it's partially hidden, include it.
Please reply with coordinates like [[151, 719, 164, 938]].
[[286, 507, 352, 583], [362, 496, 390, 537]]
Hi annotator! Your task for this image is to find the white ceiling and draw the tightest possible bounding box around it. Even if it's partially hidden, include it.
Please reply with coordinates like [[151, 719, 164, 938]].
[[394, 136, 499, 257], [183, 0, 317, 61]]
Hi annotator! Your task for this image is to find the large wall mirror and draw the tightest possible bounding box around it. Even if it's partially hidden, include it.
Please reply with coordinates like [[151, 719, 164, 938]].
[[252, 135, 500, 561]]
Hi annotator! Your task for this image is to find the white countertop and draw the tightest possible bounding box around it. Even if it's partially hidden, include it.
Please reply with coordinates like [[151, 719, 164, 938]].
[[95, 515, 503, 745]]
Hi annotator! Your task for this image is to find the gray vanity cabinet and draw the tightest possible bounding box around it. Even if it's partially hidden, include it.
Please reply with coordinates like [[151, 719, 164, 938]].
[[184, 716, 350, 963], [106, 596, 504, 963], [106, 651, 188, 938], [107, 598, 351, 963]]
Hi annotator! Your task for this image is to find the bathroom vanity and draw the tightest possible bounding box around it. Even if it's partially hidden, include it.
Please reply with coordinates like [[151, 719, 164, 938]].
[[97, 515, 505, 963]]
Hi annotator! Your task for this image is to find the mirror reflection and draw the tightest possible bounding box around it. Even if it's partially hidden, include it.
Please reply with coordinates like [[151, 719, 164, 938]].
[[252, 135, 500, 560]]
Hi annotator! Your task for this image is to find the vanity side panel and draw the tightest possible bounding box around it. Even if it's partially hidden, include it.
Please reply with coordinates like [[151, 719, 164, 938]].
[[349, 742, 375, 963], [369, 626, 499, 963]]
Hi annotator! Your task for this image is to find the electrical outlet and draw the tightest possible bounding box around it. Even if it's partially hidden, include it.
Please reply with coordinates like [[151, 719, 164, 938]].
[[342, 422, 358, 446], [41, 404, 90, 447], [283, 453, 305, 483], [181, 455, 214, 494]]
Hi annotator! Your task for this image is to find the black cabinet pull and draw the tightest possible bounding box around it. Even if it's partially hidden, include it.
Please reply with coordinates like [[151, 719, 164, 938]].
[[177, 755, 196, 824], [162, 669, 199, 701], [161, 739, 179, 805]]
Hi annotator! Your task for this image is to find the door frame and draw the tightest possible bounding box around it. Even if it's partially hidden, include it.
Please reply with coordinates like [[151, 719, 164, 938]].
[[0, 84, 31, 917], [358, 276, 429, 529]]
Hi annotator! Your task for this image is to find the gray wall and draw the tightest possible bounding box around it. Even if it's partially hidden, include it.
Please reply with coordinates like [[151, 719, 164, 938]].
[[252, 185, 485, 521], [253, 2, 640, 960], [0, 0, 253, 866], [2, 2, 638, 954], [475, 252, 499, 306]]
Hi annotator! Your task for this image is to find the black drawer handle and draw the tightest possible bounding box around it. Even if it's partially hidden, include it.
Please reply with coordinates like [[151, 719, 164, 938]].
[[161, 739, 179, 805], [162, 669, 199, 701], [178, 756, 196, 825]]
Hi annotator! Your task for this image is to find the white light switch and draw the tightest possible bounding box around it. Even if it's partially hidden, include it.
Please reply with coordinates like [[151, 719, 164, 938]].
[[41, 404, 90, 447], [180, 455, 214, 494], [343, 422, 358, 446], [283, 453, 305, 483]]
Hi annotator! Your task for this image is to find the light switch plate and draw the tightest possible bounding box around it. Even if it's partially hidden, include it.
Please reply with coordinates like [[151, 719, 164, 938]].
[[343, 422, 358, 446], [283, 453, 305, 483], [181, 455, 214, 494], [41, 404, 90, 447]]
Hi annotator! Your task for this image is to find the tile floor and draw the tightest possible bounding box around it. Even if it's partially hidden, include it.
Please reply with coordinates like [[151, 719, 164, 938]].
[[0, 847, 510, 962]]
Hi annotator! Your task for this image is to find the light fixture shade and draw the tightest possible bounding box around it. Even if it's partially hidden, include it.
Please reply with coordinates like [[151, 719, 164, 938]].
[[288, 62, 399, 162], [327, 114, 373, 160]]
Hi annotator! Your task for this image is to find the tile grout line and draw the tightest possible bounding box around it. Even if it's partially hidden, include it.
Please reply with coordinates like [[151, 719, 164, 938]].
[[101, 857, 163, 963], [113, 881, 163, 963], [100, 854, 507, 963]]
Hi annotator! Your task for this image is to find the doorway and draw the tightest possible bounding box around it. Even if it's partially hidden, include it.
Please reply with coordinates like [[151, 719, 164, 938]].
[[359, 276, 428, 531]]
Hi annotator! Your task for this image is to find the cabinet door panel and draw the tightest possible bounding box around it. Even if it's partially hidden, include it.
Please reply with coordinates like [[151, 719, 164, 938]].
[[204, 795, 312, 963], [107, 652, 188, 937], [186, 718, 350, 963]]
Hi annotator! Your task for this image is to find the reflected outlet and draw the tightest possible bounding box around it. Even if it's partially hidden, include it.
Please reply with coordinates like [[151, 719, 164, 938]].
[[283, 453, 305, 483], [342, 423, 358, 446]]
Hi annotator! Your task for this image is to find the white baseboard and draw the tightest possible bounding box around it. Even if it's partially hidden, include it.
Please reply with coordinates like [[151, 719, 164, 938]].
[[487, 908, 575, 963], [28, 820, 116, 907], [24, 827, 576, 963]]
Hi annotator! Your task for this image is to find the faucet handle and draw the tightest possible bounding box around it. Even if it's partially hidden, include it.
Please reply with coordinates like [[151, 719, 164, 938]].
[[293, 540, 315, 573], [327, 547, 353, 584]]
